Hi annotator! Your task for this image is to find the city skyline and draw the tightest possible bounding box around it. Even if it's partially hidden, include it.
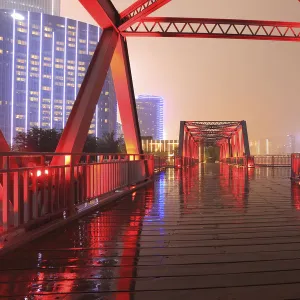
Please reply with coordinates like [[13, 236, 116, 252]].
[[61, 0, 300, 141], [0, 9, 117, 145]]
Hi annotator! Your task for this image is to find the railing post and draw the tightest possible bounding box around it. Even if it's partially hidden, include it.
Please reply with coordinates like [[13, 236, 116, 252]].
[[13, 170, 21, 227], [68, 154, 76, 215], [2, 156, 10, 231]]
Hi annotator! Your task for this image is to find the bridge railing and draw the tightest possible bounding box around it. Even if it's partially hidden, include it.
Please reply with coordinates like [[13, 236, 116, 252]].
[[221, 156, 255, 167], [254, 155, 291, 167], [0, 152, 154, 234]]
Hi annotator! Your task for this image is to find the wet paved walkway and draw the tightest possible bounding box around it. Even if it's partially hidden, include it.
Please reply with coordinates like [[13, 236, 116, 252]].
[[2, 164, 300, 299]]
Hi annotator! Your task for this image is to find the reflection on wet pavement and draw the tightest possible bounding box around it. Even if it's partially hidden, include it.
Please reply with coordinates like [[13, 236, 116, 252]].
[[2, 164, 300, 299]]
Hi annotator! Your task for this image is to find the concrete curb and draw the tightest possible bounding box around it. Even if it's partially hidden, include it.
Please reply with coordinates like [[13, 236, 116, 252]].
[[0, 179, 153, 257]]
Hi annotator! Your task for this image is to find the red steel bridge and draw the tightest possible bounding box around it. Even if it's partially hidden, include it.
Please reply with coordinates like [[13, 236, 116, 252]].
[[178, 120, 253, 167], [2, 1, 300, 297]]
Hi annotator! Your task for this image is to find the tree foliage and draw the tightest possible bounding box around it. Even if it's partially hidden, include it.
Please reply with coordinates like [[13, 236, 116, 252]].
[[13, 127, 125, 153]]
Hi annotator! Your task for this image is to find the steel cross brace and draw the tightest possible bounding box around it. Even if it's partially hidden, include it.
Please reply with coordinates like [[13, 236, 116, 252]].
[[53, 0, 170, 165], [122, 17, 300, 42]]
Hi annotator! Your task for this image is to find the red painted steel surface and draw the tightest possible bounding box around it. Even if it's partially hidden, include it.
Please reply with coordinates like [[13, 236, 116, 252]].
[[291, 153, 300, 180], [110, 37, 142, 155], [119, 0, 171, 31], [122, 17, 300, 41]]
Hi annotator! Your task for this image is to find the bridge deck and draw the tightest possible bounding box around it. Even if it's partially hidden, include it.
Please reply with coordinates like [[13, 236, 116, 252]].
[[1, 164, 300, 299]]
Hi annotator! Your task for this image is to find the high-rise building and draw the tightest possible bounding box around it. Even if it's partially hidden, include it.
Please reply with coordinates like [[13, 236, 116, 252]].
[[136, 95, 164, 140], [142, 139, 179, 156], [286, 134, 296, 154], [0, 0, 60, 15], [0, 9, 117, 145]]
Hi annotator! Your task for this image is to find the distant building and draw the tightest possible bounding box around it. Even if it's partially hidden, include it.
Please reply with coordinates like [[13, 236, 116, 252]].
[[0, 0, 60, 15], [250, 139, 273, 155], [286, 134, 296, 154], [142, 139, 179, 156], [0, 9, 117, 145], [136, 95, 164, 140]]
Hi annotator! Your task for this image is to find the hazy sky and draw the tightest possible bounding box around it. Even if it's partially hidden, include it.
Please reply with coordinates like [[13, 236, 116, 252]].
[[61, 0, 300, 140]]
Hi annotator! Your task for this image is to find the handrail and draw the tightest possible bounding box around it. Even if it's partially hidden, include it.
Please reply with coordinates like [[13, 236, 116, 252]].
[[0, 153, 156, 235]]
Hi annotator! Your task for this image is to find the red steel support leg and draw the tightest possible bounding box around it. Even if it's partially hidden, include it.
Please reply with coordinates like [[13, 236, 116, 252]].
[[52, 28, 119, 165], [241, 120, 250, 156], [236, 131, 240, 157], [110, 36, 142, 154], [0, 130, 10, 169], [220, 144, 224, 161]]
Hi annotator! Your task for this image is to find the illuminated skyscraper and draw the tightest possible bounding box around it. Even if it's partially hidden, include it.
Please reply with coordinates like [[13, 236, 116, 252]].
[[0, 9, 117, 145], [0, 0, 60, 15], [287, 134, 296, 154], [136, 95, 164, 140]]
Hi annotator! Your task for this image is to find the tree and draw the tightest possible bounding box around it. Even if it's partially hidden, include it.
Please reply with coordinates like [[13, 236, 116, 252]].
[[13, 127, 62, 152], [98, 131, 125, 153], [13, 127, 125, 154]]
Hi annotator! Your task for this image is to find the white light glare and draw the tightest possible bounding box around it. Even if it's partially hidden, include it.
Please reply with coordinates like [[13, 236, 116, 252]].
[[11, 12, 25, 21]]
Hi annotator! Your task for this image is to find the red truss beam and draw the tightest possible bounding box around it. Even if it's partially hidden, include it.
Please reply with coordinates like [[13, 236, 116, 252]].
[[122, 17, 300, 41], [119, 0, 170, 31]]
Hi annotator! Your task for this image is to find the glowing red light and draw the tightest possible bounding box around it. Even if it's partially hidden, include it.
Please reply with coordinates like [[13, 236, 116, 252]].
[[45, 169, 49, 175], [36, 170, 42, 177]]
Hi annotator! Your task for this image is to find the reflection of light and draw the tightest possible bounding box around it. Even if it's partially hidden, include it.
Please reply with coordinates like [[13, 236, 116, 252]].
[[132, 191, 137, 201], [158, 173, 165, 219], [11, 12, 25, 20]]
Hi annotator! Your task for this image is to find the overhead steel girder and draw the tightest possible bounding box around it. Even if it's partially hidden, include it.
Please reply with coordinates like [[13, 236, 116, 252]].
[[122, 17, 300, 42], [119, 0, 171, 32]]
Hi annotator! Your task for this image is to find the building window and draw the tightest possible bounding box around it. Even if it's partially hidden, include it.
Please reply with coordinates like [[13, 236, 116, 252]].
[[17, 28, 27, 33], [17, 40, 27, 46]]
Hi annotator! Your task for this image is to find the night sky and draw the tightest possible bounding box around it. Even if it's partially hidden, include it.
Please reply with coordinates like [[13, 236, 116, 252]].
[[61, 0, 300, 142]]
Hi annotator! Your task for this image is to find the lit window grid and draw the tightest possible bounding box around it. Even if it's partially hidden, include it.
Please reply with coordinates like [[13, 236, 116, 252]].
[[142, 140, 179, 155], [136, 95, 164, 140], [0, 0, 60, 16], [0, 9, 117, 144]]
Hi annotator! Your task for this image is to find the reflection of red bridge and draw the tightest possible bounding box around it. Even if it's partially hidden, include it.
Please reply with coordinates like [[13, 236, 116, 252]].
[[220, 164, 253, 211], [89, 187, 154, 300]]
